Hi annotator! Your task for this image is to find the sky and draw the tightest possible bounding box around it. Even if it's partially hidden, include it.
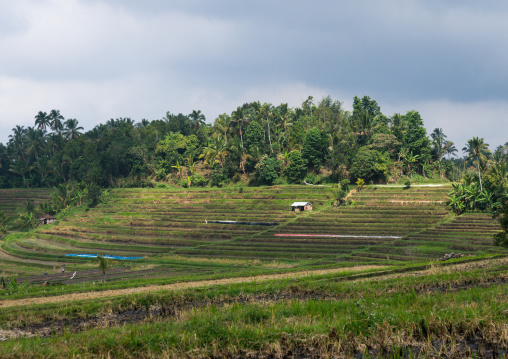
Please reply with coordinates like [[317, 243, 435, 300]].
[[1, 0, 507, 151]]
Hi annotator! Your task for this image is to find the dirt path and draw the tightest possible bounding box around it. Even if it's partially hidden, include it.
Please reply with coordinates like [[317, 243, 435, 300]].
[[0, 265, 383, 309]]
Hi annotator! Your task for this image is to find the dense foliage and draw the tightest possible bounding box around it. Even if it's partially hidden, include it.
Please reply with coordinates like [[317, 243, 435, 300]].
[[0, 96, 506, 192]]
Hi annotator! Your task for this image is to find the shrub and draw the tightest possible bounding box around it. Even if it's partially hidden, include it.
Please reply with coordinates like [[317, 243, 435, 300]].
[[350, 146, 389, 183], [356, 178, 365, 191], [286, 150, 307, 184], [256, 157, 281, 186], [190, 174, 207, 187], [273, 177, 287, 185], [302, 127, 328, 170], [304, 173, 317, 184], [210, 167, 226, 187]]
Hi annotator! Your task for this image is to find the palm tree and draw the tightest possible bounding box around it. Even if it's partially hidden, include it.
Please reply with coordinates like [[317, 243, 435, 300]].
[[49, 109, 64, 135], [9, 159, 31, 188], [52, 182, 75, 210], [213, 113, 232, 144], [200, 135, 231, 167], [464, 137, 489, 191], [231, 107, 250, 149], [444, 141, 458, 159], [96, 256, 115, 283], [260, 103, 274, 153], [404, 151, 420, 178], [390, 113, 405, 140], [8, 125, 27, 161], [353, 108, 373, 139], [63, 119, 84, 140], [430, 128, 447, 160], [34, 111, 50, 131], [136, 119, 150, 129], [31, 156, 52, 187], [189, 110, 206, 131], [26, 127, 45, 160]]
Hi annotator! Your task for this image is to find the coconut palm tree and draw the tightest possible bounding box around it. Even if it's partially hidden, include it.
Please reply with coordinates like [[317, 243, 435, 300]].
[[200, 134, 232, 167], [8, 125, 27, 161], [260, 103, 274, 153], [63, 119, 84, 140], [431, 128, 447, 160], [444, 141, 458, 159], [464, 137, 490, 191], [136, 119, 150, 129], [189, 110, 206, 131], [231, 107, 250, 149], [9, 159, 31, 187], [25, 127, 45, 160], [49, 109, 64, 135], [96, 255, 116, 283], [31, 156, 52, 187], [34, 111, 50, 131], [213, 113, 232, 144]]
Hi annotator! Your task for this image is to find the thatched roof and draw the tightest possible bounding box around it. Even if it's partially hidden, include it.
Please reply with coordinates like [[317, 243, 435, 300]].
[[39, 214, 56, 220]]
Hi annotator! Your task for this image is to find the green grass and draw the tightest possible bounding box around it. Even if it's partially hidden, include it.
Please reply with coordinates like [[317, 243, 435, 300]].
[[1, 255, 507, 358]]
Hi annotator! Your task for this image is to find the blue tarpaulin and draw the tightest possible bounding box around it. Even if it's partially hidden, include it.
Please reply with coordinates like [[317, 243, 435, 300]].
[[65, 254, 143, 260]]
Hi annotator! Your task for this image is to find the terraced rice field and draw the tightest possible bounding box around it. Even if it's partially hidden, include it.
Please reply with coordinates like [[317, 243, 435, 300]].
[[0, 188, 52, 221], [401, 213, 504, 257], [189, 185, 457, 263], [1, 184, 506, 283]]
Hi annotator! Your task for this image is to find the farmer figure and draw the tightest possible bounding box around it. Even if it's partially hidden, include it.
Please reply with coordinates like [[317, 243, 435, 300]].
[[61, 264, 65, 273]]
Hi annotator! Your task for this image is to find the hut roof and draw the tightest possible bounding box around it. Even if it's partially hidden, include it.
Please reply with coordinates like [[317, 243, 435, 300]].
[[291, 202, 311, 206], [39, 214, 56, 220]]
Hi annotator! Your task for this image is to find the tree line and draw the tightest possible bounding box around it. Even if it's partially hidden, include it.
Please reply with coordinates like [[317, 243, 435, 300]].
[[4, 95, 504, 190], [1, 95, 508, 245]]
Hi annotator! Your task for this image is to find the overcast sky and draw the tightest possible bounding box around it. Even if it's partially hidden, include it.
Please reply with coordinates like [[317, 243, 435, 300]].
[[1, 0, 507, 151]]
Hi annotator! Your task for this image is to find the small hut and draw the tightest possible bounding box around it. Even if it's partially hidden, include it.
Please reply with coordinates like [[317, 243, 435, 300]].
[[290, 202, 313, 212], [39, 214, 56, 225]]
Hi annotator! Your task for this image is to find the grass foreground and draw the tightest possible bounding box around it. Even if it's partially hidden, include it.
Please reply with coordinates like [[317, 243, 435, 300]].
[[0, 256, 507, 358]]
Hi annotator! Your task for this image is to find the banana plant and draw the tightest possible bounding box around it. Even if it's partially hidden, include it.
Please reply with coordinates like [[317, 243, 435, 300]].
[[171, 160, 184, 179], [185, 157, 196, 175]]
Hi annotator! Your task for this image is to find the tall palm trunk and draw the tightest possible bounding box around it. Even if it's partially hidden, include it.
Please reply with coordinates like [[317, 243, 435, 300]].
[[266, 116, 273, 153], [477, 159, 483, 191], [239, 125, 244, 149]]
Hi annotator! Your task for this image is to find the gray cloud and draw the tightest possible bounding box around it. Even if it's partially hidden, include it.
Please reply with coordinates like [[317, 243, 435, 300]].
[[0, 0, 507, 149]]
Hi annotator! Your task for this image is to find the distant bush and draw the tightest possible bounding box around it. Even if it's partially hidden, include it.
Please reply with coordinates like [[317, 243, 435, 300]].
[[356, 178, 365, 191], [273, 177, 287, 185], [190, 175, 207, 187], [286, 150, 307, 184], [304, 173, 317, 184], [256, 157, 281, 186]]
